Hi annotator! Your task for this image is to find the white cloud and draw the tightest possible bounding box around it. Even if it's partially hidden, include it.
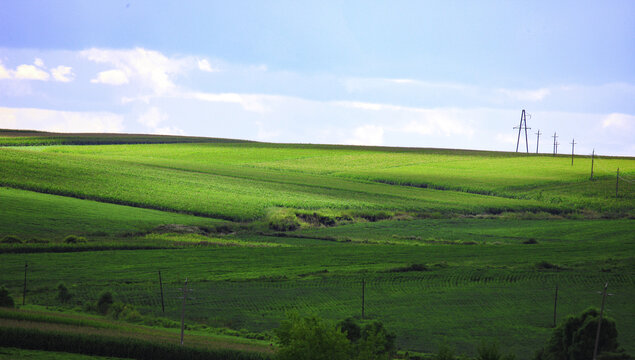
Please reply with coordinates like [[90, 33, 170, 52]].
[[496, 133, 517, 145], [138, 107, 168, 128], [336, 101, 475, 137], [0, 107, 124, 133], [51, 65, 75, 82], [602, 113, 634, 130], [137, 107, 184, 135], [255, 120, 280, 141], [0, 59, 75, 82], [498, 88, 551, 101], [91, 69, 129, 85], [197, 58, 216, 72], [347, 125, 384, 145], [0, 62, 10, 79], [13, 64, 50, 81], [81, 47, 186, 95], [185, 92, 272, 113]]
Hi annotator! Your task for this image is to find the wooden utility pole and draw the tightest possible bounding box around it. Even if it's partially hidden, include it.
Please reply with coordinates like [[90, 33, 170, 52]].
[[514, 110, 531, 153], [22, 262, 28, 305], [590, 149, 595, 180], [616, 168, 619, 198], [180, 278, 188, 345], [570, 139, 577, 166], [593, 283, 609, 360], [361, 278, 365, 320], [552, 132, 558, 156], [158, 270, 165, 313], [535, 130, 542, 153]]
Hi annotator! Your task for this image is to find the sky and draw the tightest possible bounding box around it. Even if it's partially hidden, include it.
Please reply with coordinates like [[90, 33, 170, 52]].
[[0, 0, 633, 155]]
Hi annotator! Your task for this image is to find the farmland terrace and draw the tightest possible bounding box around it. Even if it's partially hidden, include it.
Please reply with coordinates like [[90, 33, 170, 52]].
[[0, 130, 633, 359]]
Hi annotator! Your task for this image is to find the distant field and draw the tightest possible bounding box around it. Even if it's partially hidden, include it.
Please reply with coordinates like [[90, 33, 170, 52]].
[[0, 131, 633, 359]]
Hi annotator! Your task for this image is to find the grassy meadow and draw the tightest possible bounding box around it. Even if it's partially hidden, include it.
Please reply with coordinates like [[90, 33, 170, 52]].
[[0, 131, 633, 359]]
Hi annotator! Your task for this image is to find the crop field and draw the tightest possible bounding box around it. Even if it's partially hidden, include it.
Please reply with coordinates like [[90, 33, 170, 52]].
[[0, 132, 633, 359]]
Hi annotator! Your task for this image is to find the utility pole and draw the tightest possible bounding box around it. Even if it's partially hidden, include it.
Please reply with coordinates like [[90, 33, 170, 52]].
[[552, 132, 558, 156], [361, 278, 365, 320], [593, 283, 609, 360], [158, 270, 165, 313], [553, 267, 559, 328], [535, 130, 542, 153], [514, 110, 531, 153], [616, 168, 619, 198], [22, 262, 28, 306], [180, 278, 189, 345], [590, 149, 595, 180], [570, 139, 577, 166]]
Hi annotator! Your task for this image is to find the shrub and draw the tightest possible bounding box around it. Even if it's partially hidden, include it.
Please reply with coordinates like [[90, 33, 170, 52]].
[[535, 308, 627, 360], [355, 321, 396, 360], [64, 235, 87, 244], [476, 341, 515, 360], [0, 286, 14, 308], [267, 209, 300, 231], [389, 263, 428, 273], [337, 317, 361, 342], [535, 261, 561, 270], [96, 291, 114, 315], [275, 313, 351, 360], [435, 342, 456, 360], [1, 235, 22, 244], [109, 302, 142, 322], [57, 283, 73, 304]]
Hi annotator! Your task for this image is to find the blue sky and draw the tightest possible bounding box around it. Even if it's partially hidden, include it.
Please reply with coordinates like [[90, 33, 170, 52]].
[[1, 0, 633, 155]]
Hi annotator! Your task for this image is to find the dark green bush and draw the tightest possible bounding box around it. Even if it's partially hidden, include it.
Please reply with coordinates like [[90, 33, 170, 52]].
[[476, 341, 515, 360], [389, 263, 428, 272], [96, 291, 114, 315], [1, 235, 22, 244], [57, 283, 73, 303], [535, 308, 629, 360], [0, 287, 14, 308], [435, 342, 456, 360], [275, 313, 350, 360], [64, 235, 87, 244]]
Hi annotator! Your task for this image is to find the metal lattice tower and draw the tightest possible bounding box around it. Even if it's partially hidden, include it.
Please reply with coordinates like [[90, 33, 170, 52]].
[[514, 109, 531, 153]]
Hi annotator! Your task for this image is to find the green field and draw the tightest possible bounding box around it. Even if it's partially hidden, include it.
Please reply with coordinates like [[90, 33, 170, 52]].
[[0, 131, 633, 359]]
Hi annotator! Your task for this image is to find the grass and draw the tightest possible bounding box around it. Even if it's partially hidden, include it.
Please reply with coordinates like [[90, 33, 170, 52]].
[[0, 131, 633, 359], [0, 347, 132, 359], [0, 147, 564, 222], [0, 187, 224, 241]]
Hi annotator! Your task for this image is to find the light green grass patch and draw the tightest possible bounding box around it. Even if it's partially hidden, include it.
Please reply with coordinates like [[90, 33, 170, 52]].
[[144, 233, 291, 248]]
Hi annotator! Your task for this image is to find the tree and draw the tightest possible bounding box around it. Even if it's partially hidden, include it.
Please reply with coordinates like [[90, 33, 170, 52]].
[[0, 286, 14, 308], [275, 313, 351, 360], [535, 308, 628, 360], [354, 321, 396, 360], [96, 291, 114, 315], [57, 282, 72, 303], [476, 341, 515, 360]]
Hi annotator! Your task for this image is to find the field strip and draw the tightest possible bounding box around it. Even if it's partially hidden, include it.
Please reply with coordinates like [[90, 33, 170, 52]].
[[0, 317, 273, 354]]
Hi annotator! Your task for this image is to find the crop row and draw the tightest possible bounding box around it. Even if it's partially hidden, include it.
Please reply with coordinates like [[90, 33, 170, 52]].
[[0, 148, 558, 221]]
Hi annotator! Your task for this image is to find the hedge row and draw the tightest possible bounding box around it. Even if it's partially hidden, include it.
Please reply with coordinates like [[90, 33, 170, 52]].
[[0, 326, 270, 360]]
